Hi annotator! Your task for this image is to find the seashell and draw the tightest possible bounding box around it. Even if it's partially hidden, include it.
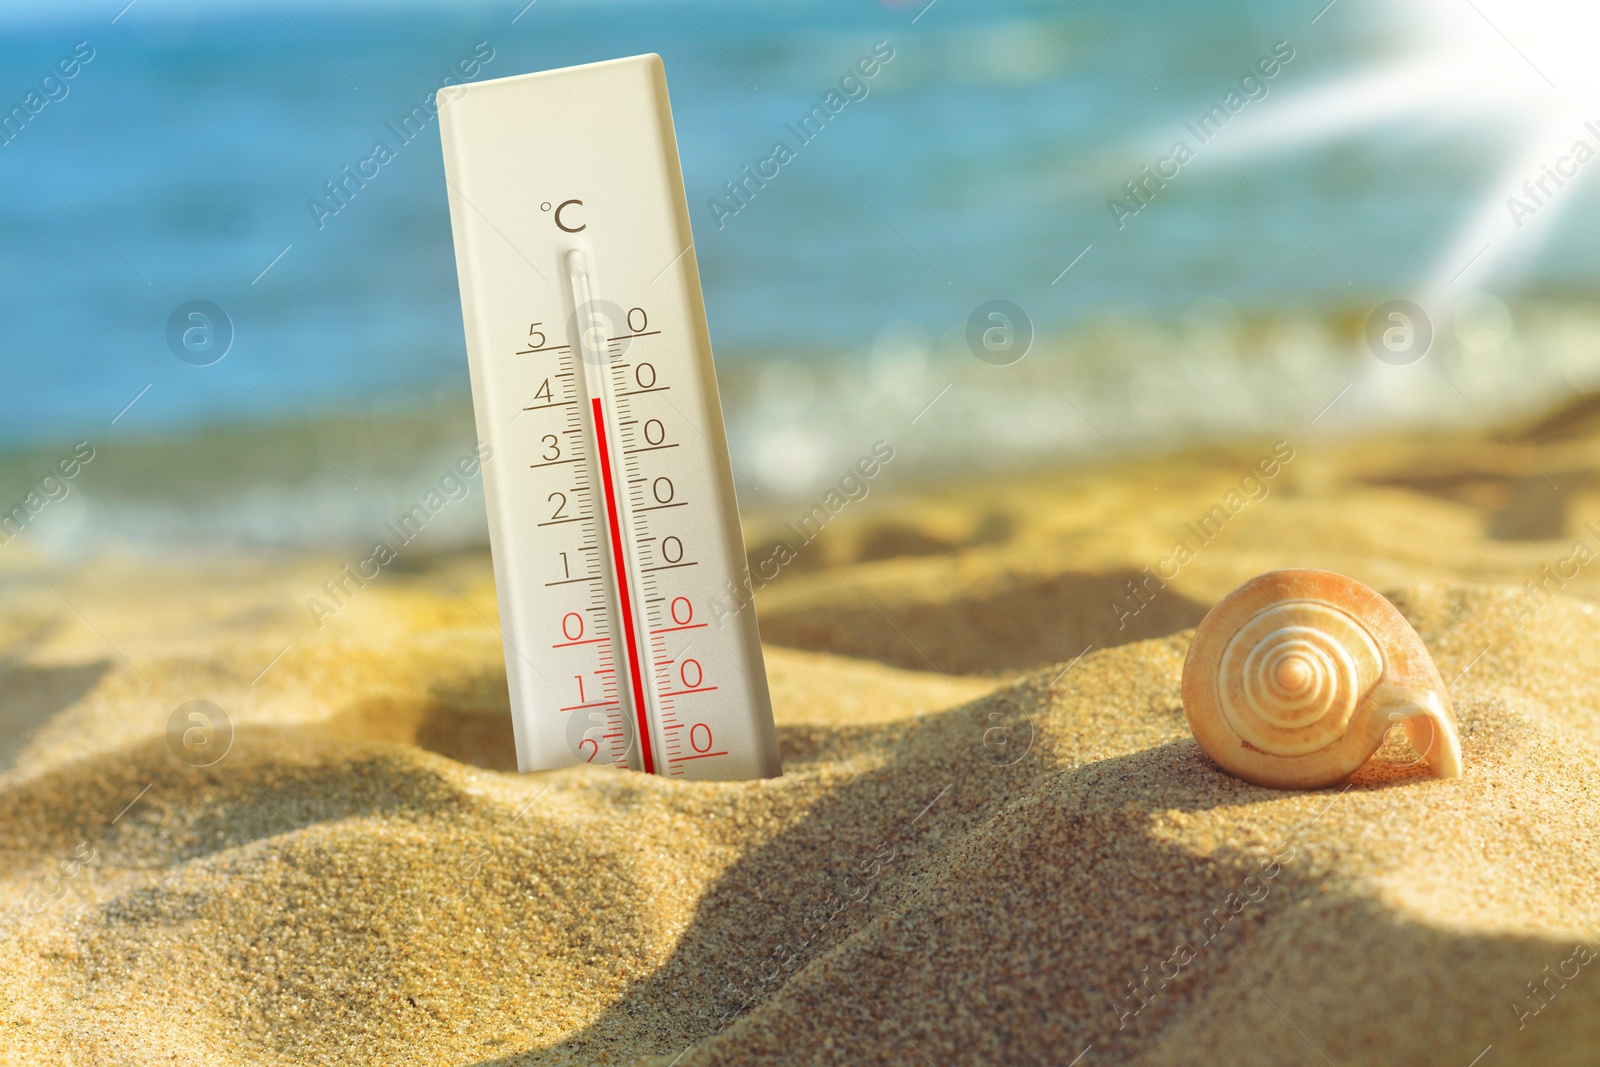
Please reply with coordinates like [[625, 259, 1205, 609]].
[[1181, 569, 1462, 789]]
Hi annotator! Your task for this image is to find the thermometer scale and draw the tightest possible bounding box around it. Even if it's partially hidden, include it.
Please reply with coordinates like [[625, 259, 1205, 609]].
[[438, 55, 781, 780]]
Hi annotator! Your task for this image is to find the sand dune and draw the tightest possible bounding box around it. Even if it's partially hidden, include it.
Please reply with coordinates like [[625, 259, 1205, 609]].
[[3, 418, 1600, 1065]]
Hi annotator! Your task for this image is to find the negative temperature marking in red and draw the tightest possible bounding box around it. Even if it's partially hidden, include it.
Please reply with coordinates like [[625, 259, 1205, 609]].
[[591, 397, 656, 775]]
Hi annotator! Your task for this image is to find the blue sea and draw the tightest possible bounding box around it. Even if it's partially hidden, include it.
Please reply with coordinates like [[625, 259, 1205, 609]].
[[3, 0, 1600, 547]]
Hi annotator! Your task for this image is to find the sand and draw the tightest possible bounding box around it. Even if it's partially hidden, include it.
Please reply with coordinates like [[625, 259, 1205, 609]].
[[3, 408, 1600, 1066]]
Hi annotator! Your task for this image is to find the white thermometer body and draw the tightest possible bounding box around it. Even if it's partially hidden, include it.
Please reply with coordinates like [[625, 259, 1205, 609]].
[[439, 55, 781, 780]]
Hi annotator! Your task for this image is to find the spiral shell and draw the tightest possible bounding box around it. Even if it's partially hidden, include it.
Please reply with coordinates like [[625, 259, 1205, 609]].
[[1182, 569, 1463, 789]]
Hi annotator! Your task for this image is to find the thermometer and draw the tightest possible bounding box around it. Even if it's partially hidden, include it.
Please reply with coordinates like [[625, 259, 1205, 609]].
[[438, 55, 781, 780]]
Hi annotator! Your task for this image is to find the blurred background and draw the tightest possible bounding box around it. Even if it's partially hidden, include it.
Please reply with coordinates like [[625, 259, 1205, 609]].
[[2, 0, 1598, 552]]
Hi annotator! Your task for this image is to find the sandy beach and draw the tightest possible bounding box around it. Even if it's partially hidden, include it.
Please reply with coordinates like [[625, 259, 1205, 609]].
[[3, 404, 1600, 1066]]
